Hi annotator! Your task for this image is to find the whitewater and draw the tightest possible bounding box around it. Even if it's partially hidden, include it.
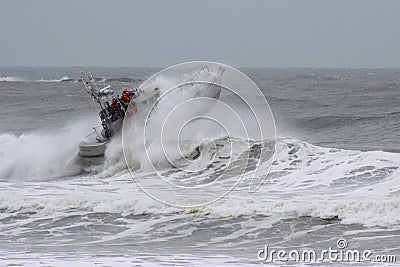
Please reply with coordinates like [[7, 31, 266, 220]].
[[0, 66, 399, 266]]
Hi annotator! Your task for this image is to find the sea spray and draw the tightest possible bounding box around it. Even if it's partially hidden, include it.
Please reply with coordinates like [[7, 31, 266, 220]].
[[0, 119, 95, 181]]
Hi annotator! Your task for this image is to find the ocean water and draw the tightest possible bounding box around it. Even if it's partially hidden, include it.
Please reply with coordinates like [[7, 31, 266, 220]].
[[0, 66, 399, 266]]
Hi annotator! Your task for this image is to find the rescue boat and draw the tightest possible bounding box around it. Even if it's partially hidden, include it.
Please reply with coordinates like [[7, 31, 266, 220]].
[[78, 66, 224, 167]]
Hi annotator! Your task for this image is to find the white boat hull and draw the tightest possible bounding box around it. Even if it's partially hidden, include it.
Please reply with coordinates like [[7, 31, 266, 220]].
[[79, 140, 108, 158]]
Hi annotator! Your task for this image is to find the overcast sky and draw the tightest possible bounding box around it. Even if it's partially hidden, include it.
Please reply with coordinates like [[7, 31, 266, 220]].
[[1, 0, 399, 67]]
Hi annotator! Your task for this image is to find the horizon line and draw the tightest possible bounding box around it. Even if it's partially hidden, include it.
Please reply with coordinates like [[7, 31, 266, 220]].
[[1, 65, 400, 69]]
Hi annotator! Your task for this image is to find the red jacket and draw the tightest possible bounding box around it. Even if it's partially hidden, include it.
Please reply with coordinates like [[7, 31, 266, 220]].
[[121, 94, 130, 103], [110, 103, 118, 110]]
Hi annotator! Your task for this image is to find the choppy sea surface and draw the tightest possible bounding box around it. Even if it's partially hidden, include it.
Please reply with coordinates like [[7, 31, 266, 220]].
[[0, 67, 399, 266]]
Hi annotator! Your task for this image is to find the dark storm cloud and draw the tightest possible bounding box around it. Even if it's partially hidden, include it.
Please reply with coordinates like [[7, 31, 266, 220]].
[[0, 0, 399, 67]]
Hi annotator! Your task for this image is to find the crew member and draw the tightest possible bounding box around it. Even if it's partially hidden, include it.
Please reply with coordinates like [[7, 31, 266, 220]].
[[120, 89, 131, 108], [110, 98, 120, 121]]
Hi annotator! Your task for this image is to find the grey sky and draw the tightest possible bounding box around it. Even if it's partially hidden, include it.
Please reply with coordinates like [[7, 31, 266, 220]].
[[1, 0, 399, 67]]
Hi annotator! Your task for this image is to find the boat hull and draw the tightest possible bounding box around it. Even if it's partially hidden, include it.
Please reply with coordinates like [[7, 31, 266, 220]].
[[78, 134, 109, 166], [79, 141, 107, 158]]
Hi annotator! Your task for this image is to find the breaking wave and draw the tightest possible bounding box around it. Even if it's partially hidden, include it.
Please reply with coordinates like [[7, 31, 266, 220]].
[[88, 133, 400, 227], [0, 127, 399, 229], [0, 76, 26, 82], [0, 119, 98, 181]]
